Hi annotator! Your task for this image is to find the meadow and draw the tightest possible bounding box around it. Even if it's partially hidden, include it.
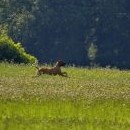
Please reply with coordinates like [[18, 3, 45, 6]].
[[0, 63, 130, 130]]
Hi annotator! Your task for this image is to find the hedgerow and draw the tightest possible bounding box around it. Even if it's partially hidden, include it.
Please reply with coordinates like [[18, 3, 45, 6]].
[[0, 33, 36, 63]]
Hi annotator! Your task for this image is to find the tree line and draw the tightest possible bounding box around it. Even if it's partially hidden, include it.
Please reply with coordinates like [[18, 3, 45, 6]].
[[0, 0, 130, 68]]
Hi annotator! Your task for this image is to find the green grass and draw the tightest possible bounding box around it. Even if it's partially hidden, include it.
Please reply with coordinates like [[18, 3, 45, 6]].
[[0, 63, 130, 130]]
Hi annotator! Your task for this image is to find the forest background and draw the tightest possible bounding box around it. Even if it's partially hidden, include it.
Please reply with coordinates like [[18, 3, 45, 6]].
[[0, 0, 130, 68]]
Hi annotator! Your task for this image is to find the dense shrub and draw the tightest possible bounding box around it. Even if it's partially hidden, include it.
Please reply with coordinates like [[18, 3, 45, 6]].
[[0, 34, 36, 63]]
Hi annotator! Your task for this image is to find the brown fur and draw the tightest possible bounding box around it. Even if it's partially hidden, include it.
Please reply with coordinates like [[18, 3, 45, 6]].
[[36, 60, 68, 77]]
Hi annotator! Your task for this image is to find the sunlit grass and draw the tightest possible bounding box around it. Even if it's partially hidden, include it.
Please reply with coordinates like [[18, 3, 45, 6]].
[[0, 63, 130, 130]]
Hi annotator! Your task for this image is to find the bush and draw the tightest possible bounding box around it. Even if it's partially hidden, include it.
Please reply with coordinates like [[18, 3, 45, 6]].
[[0, 33, 37, 64]]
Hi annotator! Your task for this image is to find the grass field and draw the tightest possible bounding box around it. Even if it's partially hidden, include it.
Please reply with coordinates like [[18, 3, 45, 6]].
[[0, 63, 130, 130]]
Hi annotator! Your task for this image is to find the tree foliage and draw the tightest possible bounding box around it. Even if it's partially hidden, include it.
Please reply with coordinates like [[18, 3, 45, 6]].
[[0, 0, 130, 68], [0, 31, 36, 63]]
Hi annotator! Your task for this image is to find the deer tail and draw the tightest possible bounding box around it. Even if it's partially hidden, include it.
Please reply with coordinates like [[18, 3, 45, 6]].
[[35, 66, 39, 70]]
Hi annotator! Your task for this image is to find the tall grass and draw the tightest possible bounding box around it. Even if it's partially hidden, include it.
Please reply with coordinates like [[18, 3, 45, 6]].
[[0, 63, 130, 130]]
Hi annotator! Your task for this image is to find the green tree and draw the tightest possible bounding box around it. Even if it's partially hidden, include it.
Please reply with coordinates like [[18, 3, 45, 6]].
[[88, 43, 98, 67], [0, 31, 36, 63]]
